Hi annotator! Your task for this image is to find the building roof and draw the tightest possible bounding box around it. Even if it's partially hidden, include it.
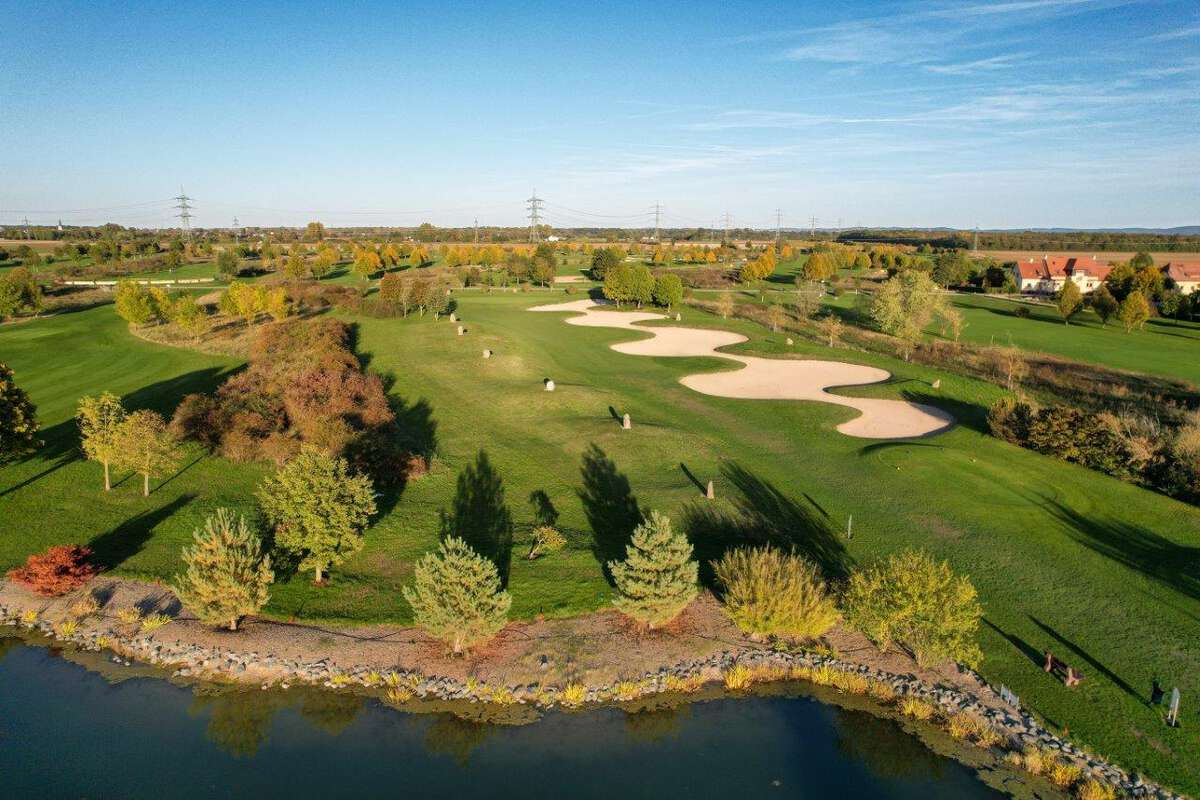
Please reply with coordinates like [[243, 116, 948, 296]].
[[1014, 255, 1113, 281], [1165, 261, 1200, 283]]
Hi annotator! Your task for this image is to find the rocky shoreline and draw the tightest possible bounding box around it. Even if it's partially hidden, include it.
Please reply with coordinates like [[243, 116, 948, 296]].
[[0, 593, 1182, 800]]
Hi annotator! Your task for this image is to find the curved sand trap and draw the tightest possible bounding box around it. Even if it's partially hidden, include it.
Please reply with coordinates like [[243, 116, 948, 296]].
[[529, 299, 953, 439]]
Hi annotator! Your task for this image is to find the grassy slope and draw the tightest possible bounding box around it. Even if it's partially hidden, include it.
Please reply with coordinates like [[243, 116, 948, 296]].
[[0, 294, 1198, 792]]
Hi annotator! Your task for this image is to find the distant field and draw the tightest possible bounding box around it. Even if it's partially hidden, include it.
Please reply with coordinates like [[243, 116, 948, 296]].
[[978, 250, 1200, 266]]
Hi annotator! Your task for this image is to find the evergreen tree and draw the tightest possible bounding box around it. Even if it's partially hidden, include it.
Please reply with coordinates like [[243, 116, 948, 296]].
[[257, 446, 377, 584], [77, 392, 127, 490], [403, 536, 512, 655], [607, 511, 698, 628], [0, 363, 40, 463], [173, 508, 274, 630]]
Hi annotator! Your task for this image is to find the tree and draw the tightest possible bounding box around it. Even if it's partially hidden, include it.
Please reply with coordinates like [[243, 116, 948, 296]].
[[607, 511, 698, 628], [843, 549, 982, 668], [169, 294, 208, 338], [216, 249, 242, 279], [7, 544, 98, 596], [379, 272, 413, 316], [0, 363, 39, 463], [590, 247, 623, 280], [629, 265, 655, 308], [603, 262, 633, 305], [820, 314, 844, 347], [310, 245, 338, 279], [1130, 251, 1154, 270], [173, 508, 274, 631], [264, 287, 291, 321], [530, 256, 556, 286], [1055, 279, 1082, 324], [793, 278, 823, 319], [869, 270, 948, 359], [114, 281, 157, 325], [115, 409, 179, 496], [765, 302, 786, 332], [285, 248, 309, 279], [715, 291, 734, 319], [352, 247, 382, 282], [256, 446, 377, 584], [0, 267, 43, 320], [304, 221, 326, 242], [1091, 284, 1118, 325], [652, 274, 683, 311], [403, 536, 512, 655], [77, 392, 127, 491], [802, 252, 837, 281], [931, 250, 973, 288], [1104, 262, 1136, 301], [713, 546, 838, 641], [1119, 291, 1151, 332]]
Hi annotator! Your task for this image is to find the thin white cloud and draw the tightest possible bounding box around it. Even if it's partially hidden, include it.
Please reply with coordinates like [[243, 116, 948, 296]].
[[924, 53, 1029, 74], [1142, 24, 1200, 42]]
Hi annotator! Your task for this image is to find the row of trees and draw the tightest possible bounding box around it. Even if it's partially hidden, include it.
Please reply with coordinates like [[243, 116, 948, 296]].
[[602, 264, 683, 309], [77, 393, 177, 495]]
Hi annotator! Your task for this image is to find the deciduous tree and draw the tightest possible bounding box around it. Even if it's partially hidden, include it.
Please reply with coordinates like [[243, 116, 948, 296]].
[[115, 409, 179, 496], [1055, 280, 1082, 324], [1119, 291, 1151, 332], [77, 392, 126, 490], [256, 446, 377, 584], [652, 274, 683, 310], [869, 270, 948, 359]]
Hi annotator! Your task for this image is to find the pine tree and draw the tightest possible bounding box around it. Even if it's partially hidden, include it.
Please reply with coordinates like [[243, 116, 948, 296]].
[[0, 363, 40, 463], [256, 446, 377, 584], [77, 392, 127, 491], [173, 508, 274, 630], [607, 511, 698, 628], [403, 536, 512, 655]]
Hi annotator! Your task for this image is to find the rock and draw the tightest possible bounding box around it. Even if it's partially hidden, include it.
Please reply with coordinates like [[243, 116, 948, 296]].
[[450, 313, 457, 322], [706, 480, 715, 500], [483, 349, 492, 359], [544, 379, 555, 392], [622, 413, 632, 430], [786, 337, 794, 345], [457, 325, 464, 336], [674, 313, 681, 321]]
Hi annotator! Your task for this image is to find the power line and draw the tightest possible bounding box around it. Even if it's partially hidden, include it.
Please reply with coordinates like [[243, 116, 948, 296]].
[[174, 187, 194, 241], [526, 190, 544, 243]]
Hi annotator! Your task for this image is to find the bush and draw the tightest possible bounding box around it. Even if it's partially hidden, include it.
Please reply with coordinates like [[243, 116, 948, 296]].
[[608, 511, 698, 628], [402, 536, 512, 655], [527, 525, 566, 559], [987, 396, 1036, 444], [712, 546, 838, 641], [172, 508, 274, 631], [843, 549, 983, 668], [7, 545, 99, 596]]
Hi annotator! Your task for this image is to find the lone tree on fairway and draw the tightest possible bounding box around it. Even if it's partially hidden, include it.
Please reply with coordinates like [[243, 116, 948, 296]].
[[173, 508, 274, 631], [0, 363, 40, 463], [608, 511, 698, 628], [1119, 291, 1151, 332], [844, 549, 983, 668], [716, 291, 734, 319], [653, 273, 683, 311], [257, 446, 377, 584], [77, 392, 127, 491], [115, 409, 179, 497], [1056, 279, 1082, 324], [403, 536, 512, 655]]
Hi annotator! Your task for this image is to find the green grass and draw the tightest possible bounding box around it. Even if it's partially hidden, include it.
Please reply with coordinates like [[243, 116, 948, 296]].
[[1, 294, 1198, 793], [819, 291, 1200, 387]]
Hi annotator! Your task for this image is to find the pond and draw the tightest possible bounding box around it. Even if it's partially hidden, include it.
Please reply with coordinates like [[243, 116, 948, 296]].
[[0, 634, 1018, 799]]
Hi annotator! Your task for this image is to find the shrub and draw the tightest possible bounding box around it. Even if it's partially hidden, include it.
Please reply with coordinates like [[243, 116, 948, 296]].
[[140, 613, 172, 632], [402, 536, 512, 655], [1049, 761, 1084, 789], [712, 546, 838, 641], [116, 607, 143, 625], [527, 525, 566, 559], [560, 683, 587, 707], [987, 396, 1036, 444], [723, 664, 753, 690], [7, 545, 99, 596], [608, 511, 698, 628], [843, 549, 983, 669], [56, 620, 79, 637], [172, 508, 274, 630], [899, 696, 936, 720], [1076, 779, 1117, 800], [70, 595, 101, 618]]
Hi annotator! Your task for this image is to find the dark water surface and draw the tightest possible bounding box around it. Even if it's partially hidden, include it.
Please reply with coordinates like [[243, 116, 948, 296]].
[[0, 635, 1011, 799]]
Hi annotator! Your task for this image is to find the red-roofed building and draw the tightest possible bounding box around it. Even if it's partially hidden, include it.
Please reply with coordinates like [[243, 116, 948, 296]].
[[1011, 255, 1114, 294], [1163, 262, 1200, 295]]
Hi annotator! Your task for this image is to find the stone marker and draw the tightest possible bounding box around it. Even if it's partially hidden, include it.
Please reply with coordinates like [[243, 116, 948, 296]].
[[706, 480, 715, 500], [483, 349, 492, 359], [457, 325, 464, 336], [622, 413, 632, 430], [786, 337, 794, 345], [931, 379, 941, 389], [450, 313, 457, 322], [544, 379, 555, 392], [674, 313, 681, 321]]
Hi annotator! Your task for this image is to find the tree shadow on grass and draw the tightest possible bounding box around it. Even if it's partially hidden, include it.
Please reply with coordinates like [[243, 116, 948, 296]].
[[1037, 495, 1200, 602], [577, 443, 642, 582], [87, 493, 196, 571], [440, 450, 513, 586], [680, 461, 850, 588], [899, 389, 983, 433], [981, 617, 1043, 669]]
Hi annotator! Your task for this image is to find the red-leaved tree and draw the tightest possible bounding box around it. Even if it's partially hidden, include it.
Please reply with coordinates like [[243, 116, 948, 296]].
[[7, 545, 99, 596]]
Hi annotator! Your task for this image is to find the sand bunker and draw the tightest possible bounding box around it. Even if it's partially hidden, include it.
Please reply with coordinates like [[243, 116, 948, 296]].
[[530, 299, 954, 439]]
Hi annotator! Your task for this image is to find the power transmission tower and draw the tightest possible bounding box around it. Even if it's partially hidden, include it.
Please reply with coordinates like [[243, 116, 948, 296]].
[[174, 187, 194, 241], [973, 226, 979, 251], [474, 217, 479, 244], [836, 217, 843, 238], [810, 216, 817, 238], [526, 190, 544, 243], [775, 208, 782, 244], [22, 216, 30, 238], [722, 211, 732, 242], [232, 217, 241, 241], [653, 202, 662, 242]]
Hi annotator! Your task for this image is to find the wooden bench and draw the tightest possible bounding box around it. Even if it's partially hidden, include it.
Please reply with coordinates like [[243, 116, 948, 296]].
[[1044, 651, 1084, 687]]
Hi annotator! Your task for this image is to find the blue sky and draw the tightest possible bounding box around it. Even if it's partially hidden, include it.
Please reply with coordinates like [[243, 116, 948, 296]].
[[1, 0, 1197, 230]]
